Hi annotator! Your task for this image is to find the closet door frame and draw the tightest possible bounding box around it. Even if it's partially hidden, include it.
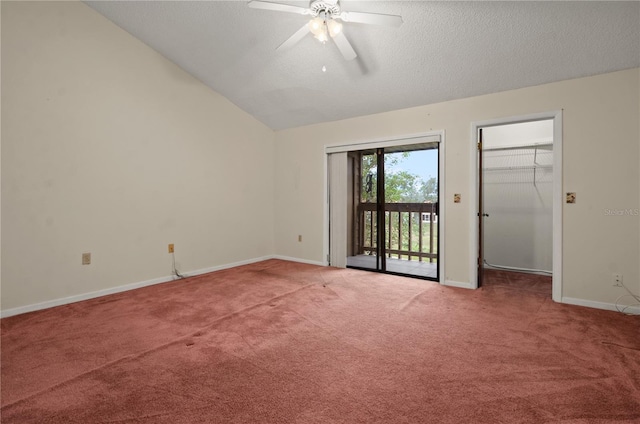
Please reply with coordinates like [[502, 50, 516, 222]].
[[470, 111, 563, 302]]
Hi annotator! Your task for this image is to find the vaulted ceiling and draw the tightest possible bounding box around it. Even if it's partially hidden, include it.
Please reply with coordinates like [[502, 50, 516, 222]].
[[85, 1, 640, 130]]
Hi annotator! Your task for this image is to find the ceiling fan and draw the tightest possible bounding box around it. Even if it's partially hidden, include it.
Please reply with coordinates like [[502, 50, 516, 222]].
[[248, 0, 403, 61]]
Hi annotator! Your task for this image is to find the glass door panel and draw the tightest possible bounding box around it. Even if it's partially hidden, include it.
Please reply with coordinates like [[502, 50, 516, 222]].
[[382, 149, 438, 279], [348, 151, 379, 271]]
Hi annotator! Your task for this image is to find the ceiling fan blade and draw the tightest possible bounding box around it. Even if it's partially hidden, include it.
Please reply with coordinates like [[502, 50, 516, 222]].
[[277, 23, 311, 51], [248, 1, 309, 15], [332, 31, 357, 61], [339, 11, 403, 27]]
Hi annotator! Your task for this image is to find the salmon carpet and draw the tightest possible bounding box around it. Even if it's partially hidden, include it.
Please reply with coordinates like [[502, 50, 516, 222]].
[[1, 259, 639, 423]]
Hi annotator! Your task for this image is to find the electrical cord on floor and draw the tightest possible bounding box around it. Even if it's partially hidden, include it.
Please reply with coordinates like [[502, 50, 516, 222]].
[[172, 252, 186, 279], [483, 259, 552, 275], [615, 281, 640, 315]]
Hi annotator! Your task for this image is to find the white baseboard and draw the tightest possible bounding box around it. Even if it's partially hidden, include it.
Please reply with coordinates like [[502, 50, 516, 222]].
[[14, 258, 634, 318], [443, 280, 474, 289], [183, 255, 276, 277], [271, 255, 326, 267], [0, 255, 276, 319], [561, 296, 640, 314], [1, 275, 171, 319]]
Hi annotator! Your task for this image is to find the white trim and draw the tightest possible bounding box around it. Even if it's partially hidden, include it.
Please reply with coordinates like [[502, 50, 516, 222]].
[[469, 111, 563, 302], [443, 280, 473, 289], [469, 121, 478, 290], [177, 256, 279, 278], [438, 131, 446, 285], [1, 275, 173, 319], [562, 296, 640, 315], [0, 255, 275, 318], [325, 131, 442, 154], [323, 153, 330, 266], [551, 112, 563, 302], [272, 255, 326, 267]]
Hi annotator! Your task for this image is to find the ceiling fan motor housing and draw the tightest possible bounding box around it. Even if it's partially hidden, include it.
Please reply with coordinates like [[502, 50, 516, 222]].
[[309, 0, 341, 18]]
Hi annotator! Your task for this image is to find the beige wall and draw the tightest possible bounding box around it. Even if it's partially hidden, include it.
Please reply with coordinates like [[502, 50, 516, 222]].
[[2, 2, 638, 314], [1, 1, 275, 312], [275, 68, 640, 307]]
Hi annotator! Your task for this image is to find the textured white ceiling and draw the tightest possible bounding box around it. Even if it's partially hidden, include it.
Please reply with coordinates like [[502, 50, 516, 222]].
[[85, 1, 640, 130]]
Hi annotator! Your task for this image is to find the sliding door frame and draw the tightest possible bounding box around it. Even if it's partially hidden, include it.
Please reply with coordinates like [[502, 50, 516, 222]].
[[324, 131, 446, 285], [469, 111, 563, 302], [376, 148, 386, 272]]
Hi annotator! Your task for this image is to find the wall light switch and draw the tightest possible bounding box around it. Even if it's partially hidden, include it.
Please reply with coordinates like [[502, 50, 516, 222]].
[[82, 252, 91, 265], [566, 192, 576, 204]]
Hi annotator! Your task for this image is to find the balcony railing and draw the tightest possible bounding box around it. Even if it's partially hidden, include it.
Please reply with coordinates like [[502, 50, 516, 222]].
[[355, 202, 438, 262]]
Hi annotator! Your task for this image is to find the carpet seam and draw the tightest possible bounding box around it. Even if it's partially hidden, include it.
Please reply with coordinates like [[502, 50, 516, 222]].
[[0, 279, 319, 411]]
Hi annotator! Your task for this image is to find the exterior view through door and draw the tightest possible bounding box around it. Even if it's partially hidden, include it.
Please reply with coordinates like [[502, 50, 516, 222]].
[[346, 144, 439, 280]]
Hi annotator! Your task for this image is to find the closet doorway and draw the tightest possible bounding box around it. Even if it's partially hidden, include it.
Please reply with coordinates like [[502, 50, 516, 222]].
[[473, 113, 562, 301]]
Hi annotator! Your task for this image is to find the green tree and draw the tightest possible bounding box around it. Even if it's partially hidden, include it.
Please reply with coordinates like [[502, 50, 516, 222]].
[[385, 171, 419, 202], [361, 153, 437, 203], [419, 176, 438, 203], [360, 152, 438, 261]]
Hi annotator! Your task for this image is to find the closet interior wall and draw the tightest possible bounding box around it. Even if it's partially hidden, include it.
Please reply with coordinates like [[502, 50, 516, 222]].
[[483, 145, 553, 273]]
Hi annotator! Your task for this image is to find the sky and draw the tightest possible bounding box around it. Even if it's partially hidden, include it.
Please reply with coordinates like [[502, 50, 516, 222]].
[[387, 149, 438, 182]]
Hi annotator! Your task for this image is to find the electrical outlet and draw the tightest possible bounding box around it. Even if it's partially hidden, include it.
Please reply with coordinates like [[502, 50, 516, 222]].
[[168, 243, 174, 253], [298, 235, 302, 242], [613, 273, 623, 286], [82, 252, 91, 265]]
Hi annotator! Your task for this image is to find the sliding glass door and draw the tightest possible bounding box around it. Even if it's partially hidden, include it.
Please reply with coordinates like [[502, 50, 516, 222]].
[[346, 143, 439, 280]]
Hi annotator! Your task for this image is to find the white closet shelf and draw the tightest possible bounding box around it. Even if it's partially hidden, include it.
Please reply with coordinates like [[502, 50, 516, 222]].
[[484, 164, 552, 172], [483, 142, 553, 152]]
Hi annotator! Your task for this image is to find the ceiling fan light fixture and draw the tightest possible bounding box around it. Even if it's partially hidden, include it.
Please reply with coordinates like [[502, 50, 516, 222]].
[[315, 29, 329, 43], [308, 16, 324, 36], [309, 16, 329, 43], [327, 19, 342, 37]]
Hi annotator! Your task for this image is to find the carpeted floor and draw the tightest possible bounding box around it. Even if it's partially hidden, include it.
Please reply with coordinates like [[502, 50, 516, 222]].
[[1, 259, 639, 423]]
